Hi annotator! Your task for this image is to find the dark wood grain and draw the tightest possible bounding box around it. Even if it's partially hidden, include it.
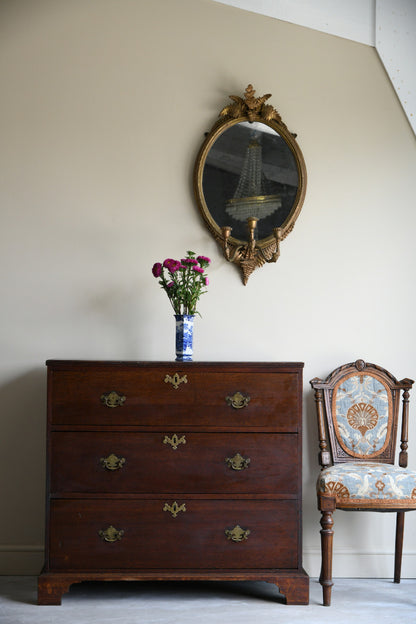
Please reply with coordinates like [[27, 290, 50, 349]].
[[50, 431, 298, 495], [38, 570, 309, 606], [39, 361, 308, 605], [48, 364, 299, 430], [48, 499, 299, 570]]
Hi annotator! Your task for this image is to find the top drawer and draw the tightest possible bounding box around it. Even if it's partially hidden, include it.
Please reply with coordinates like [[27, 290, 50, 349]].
[[47, 361, 302, 431]]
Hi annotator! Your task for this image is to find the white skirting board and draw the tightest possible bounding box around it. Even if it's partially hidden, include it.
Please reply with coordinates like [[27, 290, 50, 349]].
[[1, 546, 416, 577], [0, 546, 44, 575], [303, 549, 416, 579]]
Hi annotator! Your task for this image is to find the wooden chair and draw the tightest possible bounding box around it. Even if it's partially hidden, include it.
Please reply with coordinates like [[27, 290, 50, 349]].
[[310, 359, 416, 606]]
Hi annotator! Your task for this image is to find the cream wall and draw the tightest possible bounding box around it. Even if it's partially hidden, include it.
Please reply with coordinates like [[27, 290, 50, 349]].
[[1, 0, 415, 577]]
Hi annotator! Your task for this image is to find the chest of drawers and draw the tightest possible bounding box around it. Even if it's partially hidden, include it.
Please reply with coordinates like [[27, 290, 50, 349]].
[[38, 361, 308, 605]]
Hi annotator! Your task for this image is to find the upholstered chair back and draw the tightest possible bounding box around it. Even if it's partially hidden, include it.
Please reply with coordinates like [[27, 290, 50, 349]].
[[332, 370, 392, 459], [312, 359, 412, 468]]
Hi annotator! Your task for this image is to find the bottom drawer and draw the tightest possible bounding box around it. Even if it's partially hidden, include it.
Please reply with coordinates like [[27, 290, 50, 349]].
[[48, 499, 299, 570]]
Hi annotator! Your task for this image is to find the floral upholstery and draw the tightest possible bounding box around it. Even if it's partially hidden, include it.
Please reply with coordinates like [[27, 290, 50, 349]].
[[318, 462, 416, 509], [332, 373, 392, 458]]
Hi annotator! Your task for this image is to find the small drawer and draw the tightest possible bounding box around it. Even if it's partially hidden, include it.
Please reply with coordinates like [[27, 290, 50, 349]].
[[48, 364, 300, 431], [50, 432, 299, 495], [48, 499, 299, 570]]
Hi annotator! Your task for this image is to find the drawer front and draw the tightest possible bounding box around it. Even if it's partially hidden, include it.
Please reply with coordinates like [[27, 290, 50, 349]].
[[48, 499, 299, 570], [50, 432, 298, 495], [49, 367, 300, 430]]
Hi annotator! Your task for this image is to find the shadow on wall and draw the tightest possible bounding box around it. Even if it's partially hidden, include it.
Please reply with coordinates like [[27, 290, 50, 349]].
[[0, 368, 47, 545], [302, 380, 321, 571]]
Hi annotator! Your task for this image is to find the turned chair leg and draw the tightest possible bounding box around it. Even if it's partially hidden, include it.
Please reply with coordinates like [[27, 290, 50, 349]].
[[319, 509, 334, 606], [394, 511, 405, 583]]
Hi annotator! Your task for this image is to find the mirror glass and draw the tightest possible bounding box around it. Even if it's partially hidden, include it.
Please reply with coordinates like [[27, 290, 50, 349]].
[[202, 121, 299, 242]]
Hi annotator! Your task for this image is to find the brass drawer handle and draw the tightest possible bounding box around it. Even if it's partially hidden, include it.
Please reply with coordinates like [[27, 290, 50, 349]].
[[164, 373, 188, 389], [225, 453, 251, 471], [163, 434, 186, 450], [163, 501, 186, 518], [100, 454, 126, 471], [99, 525, 124, 542], [226, 392, 250, 409], [100, 391, 126, 408], [225, 525, 251, 542]]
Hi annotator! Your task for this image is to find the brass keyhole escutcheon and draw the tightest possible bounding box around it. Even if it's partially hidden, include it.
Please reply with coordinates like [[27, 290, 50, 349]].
[[99, 525, 124, 543], [226, 392, 250, 409], [163, 434, 186, 450], [100, 391, 126, 408], [225, 525, 251, 542], [163, 501, 186, 518], [225, 453, 251, 471], [100, 454, 126, 471], [164, 373, 188, 390]]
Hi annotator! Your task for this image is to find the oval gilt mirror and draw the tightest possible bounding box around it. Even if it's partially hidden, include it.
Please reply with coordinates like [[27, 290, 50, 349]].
[[193, 85, 307, 284]]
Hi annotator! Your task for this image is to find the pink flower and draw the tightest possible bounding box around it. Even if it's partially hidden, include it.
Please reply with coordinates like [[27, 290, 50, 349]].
[[152, 262, 162, 278], [163, 258, 181, 273], [152, 251, 210, 316]]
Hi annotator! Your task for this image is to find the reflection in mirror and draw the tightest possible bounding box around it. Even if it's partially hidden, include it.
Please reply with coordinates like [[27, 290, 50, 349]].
[[194, 85, 306, 284], [203, 121, 299, 241]]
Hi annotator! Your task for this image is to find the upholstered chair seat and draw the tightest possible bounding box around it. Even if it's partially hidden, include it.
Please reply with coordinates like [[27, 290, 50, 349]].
[[318, 462, 416, 509], [310, 359, 415, 606]]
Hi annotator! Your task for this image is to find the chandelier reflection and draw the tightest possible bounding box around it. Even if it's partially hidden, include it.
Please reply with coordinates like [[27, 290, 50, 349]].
[[225, 136, 281, 222], [221, 134, 283, 285]]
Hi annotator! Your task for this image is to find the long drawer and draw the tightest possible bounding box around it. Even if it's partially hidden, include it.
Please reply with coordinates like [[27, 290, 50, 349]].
[[50, 432, 298, 495], [48, 366, 300, 430], [48, 499, 299, 570]]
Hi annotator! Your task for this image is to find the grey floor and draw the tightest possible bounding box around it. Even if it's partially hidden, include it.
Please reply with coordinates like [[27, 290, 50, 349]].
[[0, 576, 415, 624]]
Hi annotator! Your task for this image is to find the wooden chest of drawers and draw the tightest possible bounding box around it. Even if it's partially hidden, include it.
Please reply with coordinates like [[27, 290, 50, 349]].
[[38, 361, 308, 605]]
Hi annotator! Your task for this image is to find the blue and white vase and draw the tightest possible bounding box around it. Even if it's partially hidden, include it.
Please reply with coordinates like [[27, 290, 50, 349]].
[[175, 314, 194, 361]]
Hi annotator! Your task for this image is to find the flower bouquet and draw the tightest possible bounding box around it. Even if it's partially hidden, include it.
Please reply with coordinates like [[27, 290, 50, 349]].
[[152, 251, 210, 360]]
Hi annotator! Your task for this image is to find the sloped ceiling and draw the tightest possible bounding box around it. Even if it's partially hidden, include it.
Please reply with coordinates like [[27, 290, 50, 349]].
[[214, 0, 416, 134]]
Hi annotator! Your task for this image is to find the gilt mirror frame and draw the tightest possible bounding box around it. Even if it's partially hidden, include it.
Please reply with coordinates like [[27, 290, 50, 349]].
[[193, 85, 307, 284]]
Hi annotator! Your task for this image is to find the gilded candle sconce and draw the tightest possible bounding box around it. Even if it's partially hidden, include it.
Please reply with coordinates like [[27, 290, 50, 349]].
[[193, 84, 307, 284]]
